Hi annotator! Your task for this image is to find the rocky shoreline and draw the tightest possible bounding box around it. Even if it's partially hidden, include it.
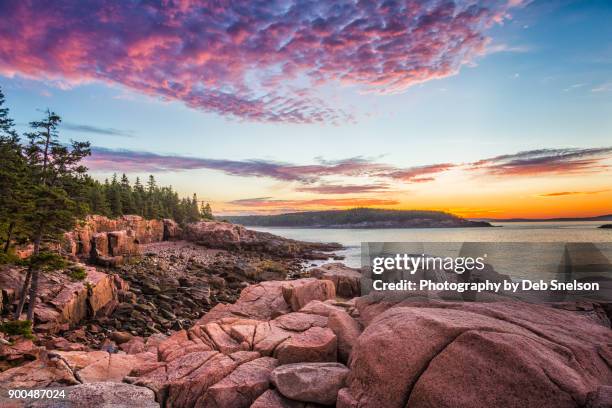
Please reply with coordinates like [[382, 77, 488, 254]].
[[0, 217, 611, 407]]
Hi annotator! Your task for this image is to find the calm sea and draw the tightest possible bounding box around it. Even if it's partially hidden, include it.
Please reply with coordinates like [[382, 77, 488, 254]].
[[252, 222, 612, 274]]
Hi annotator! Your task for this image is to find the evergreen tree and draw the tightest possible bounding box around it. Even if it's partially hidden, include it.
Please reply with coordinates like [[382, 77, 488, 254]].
[[0, 89, 31, 253], [120, 173, 136, 214], [108, 174, 122, 217], [133, 177, 145, 216], [85, 177, 110, 216], [16, 109, 91, 320], [201, 202, 213, 220]]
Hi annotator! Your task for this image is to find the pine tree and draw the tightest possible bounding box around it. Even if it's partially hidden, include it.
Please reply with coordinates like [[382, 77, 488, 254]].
[[107, 173, 122, 217], [120, 173, 136, 215], [15, 110, 91, 320], [133, 177, 144, 216], [0, 88, 31, 253]]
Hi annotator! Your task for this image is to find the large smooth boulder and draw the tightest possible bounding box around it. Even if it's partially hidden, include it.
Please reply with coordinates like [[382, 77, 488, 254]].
[[327, 310, 361, 364], [271, 362, 350, 405], [274, 327, 337, 364], [299, 300, 347, 317], [282, 279, 336, 312], [586, 386, 612, 408], [310, 263, 362, 298], [341, 298, 612, 408]]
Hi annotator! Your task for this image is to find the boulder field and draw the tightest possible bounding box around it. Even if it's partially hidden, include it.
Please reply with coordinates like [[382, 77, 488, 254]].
[[1, 270, 612, 408], [1, 220, 611, 407]]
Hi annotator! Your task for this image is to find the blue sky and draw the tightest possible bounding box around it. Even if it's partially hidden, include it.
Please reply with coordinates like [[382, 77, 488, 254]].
[[0, 0, 610, 217]]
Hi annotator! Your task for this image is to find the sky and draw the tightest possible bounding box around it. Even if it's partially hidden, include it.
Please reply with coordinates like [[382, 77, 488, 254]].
[[0, 0, 611, 218]]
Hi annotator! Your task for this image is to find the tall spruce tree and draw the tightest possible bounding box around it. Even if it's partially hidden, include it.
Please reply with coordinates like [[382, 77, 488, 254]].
[[0, 88, 31, 253], [15, 110, 91, 320]]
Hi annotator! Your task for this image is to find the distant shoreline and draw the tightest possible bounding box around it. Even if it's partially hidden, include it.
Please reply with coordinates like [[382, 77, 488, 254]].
[[226, 208, 493, 229], [247, 224, 494, 229], [478, 214, 612, 223]]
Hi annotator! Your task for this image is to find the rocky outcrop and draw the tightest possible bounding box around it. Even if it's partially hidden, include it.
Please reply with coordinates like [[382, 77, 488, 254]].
[[61, 216, 340, 267], [198, 356, 278, 407], [4, 273, 611, 408], [62, 215, 165, 265], [0, 265, 127, 334], [339, 293, 612, 408], [309, 263, 362, 298], [0, 352, 79, 390], [183, 221, 341, 258], [0, 338, 40, 371], [162, 218, 183, 240], [58, 350, 157, 383], [120, 279, 354, 407], [198, 278, 335, 324]]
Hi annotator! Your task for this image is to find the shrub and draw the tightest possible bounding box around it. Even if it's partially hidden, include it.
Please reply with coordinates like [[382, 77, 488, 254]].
[[28, 251, 68, 271], [67, 265, 87, 281], [0, 320, 34, 339], [0, 250, 21, 265]]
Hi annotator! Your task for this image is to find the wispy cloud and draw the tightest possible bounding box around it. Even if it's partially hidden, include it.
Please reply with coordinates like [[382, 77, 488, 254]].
[[562, 83, 585, 92], [62, 123, 134, 138], [86, 146, 612, 190], [384, 163, 456, 182], [0, 0, 521, 123], [536, 189, 611, 198], [486, 43, 532, 54], [228, 197, 399, 208], [295, 183, 390, 194], [87, 147, 391, 181], [87, 147, 456, 184], [470, 147, 612, 176], [592, 82, 612, 92]]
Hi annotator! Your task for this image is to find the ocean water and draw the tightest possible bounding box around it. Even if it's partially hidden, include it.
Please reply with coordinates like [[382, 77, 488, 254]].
[[252, 222, 612, 275]]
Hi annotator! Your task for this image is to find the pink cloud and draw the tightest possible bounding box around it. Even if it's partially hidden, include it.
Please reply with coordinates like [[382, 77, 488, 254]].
[[471, 148, 612, 176], [384, 163, 456, 182], [228, 197, 399, 208], [0, 0, 519, 123], [295, 183, 390, 194]]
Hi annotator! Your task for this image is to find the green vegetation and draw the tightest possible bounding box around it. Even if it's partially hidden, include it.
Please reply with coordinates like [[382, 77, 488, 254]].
[[0, 86, 214, 322], [0, 320, 34, 339], [227, 208, 491, 228], [67, 265, 87, 281], [0, 250, 22, 266], [84, 174, 213, 225], [27, 251, 69, 271]]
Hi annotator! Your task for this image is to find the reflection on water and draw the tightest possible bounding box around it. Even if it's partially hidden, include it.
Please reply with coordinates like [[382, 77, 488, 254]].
[[252, 221, 612, 270]]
